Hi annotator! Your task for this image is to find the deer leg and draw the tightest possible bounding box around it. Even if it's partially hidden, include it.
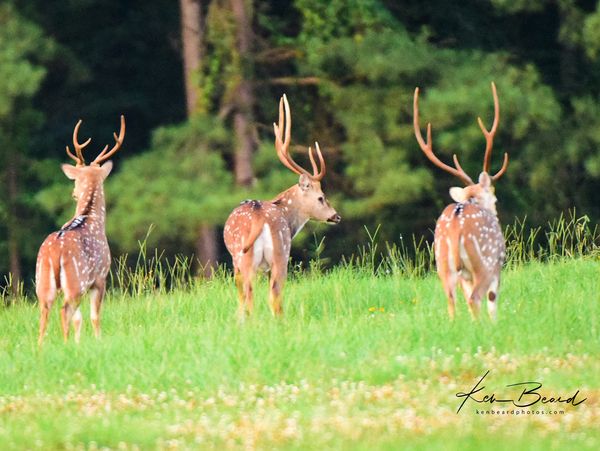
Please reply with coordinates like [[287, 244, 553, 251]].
[[242, 273, 254, 316], [440, 272, 458, 320], [36, 257, 58, 347], [237, 254, 255, 319], [58, 254, 85, 342], [459, 236, 492, 321], [459, 276, 474, 313], [236, 249, 256, 319], [37, 299, 53, 347], [466, 290, 480, 320], [72, 308, 83, 343], [436, 250, 458, 320], [486, 276, 499, 322], [435, 234, 463, 320], [268, 265, 286, 317], [60, 299, 79, 342], [468, 274, 494, 320], [233, 267, 246, 318], [90, 281, 106, 338]]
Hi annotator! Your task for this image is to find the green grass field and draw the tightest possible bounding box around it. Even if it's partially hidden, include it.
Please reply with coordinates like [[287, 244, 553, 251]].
[[0, 255, 598, 449]]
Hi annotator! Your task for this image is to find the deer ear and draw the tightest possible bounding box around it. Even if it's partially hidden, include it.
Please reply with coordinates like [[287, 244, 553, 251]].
[[449, 187, 467, 203], [100, 160, 113, 178], [298, 173, 312, 192], [62, 164, 79, 180], [479, 172, 491, 188]]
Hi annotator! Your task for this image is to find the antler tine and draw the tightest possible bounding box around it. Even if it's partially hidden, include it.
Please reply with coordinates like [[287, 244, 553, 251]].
[[308, 142, 326, 180], [452, 154, 467, 174], [478, 81, 500, 173], [91, 115, 126, 165], [277, 95, 285, 141], [413, 87, 474, 185], [283, 94, 291, 153], [66, 119, 92, 166], [65, 145, 80, 164], [491, 152, 509, 181], [273, 94, 312, 177]]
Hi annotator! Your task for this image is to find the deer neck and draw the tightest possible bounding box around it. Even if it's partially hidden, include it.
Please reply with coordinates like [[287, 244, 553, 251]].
[[74, 181, 107, 230], [463, 198, 498, 218], [271, 185, 310, 238]]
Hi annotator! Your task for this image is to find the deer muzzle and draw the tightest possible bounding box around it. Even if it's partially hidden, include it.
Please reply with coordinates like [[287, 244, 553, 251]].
[[327, 213, 341, 224]]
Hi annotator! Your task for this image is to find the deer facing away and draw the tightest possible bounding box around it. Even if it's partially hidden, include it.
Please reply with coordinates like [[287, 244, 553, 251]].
[[413, 83, 508, 320], [36, 116, 125, 345], [224, 95, 341, 318]]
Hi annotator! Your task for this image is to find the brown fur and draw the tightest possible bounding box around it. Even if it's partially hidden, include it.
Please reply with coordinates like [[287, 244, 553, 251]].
[[224, 95, 340, 319], [434, 201, 505, 320], [414, 83, 508, 320], [36, 117, 124, 345], [224, 182, 339, 318]]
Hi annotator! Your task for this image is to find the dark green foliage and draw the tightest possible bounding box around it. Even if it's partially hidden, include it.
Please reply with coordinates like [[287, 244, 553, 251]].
[[2, 0, 600, 287], [107, 116, 235, 251], [0, 2, 56, 280]]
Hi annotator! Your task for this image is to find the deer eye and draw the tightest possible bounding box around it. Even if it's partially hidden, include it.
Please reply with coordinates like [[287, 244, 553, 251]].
[[318, 196, 325, 204]]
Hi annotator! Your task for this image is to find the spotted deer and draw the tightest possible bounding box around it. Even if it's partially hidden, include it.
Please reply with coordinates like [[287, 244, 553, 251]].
[[36, 115, 125, 345], [413, 83, 509, 320], [224, 94, 341, 318]]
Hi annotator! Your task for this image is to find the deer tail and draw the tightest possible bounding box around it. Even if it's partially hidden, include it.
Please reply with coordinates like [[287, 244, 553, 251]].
[[243, 217, 266, 253], [35, 244, 60, 304]]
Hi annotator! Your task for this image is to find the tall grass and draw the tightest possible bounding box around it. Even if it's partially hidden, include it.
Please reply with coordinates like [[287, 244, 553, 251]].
[[0, 273, 25, 306], [505, 210, 599, 265], [1, 212, 598, 305], [342, 211, 598, 279]]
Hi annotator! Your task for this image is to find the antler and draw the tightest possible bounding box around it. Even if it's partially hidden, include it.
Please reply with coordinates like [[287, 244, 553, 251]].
[[478, 82, 508, 181], [413, 88, 474, 185], [91, 115, 126, 166], [273, 94, 325, 181], [65, 119, 92, 167]]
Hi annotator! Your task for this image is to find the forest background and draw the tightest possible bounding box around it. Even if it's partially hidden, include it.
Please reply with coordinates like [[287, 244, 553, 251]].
[[2, 0, 600, 290]]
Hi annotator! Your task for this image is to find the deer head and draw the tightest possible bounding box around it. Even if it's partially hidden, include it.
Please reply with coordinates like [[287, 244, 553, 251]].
[[413, 82, 508, 214], [273, 94, 340, 224], [62, 115, 125, 213]]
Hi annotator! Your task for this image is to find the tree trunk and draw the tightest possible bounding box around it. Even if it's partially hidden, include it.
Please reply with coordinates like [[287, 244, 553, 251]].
[[231, 0, 255, 187], [233, 88, 255, 186], [195, 224, 218, 278], [179, 0, 218, 273], [180, 0, 203, 115], [6, 152, 21, 295]]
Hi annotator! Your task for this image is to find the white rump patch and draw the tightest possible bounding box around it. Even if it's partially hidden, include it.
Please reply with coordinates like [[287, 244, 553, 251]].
[[253, 223, 274, 271]]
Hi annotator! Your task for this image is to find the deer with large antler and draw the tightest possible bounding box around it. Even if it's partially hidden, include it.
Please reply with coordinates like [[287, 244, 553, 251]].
[[224, 95, 341, 318], [35, 116, 125, 345], [414, 83, 508, 320]]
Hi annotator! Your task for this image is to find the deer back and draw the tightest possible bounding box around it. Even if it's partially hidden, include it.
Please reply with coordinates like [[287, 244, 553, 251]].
[[36, 215, 110, 298], [224, 200, 295, 267], [36, 171, 113, 302], [435, 202, 505, 278]]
